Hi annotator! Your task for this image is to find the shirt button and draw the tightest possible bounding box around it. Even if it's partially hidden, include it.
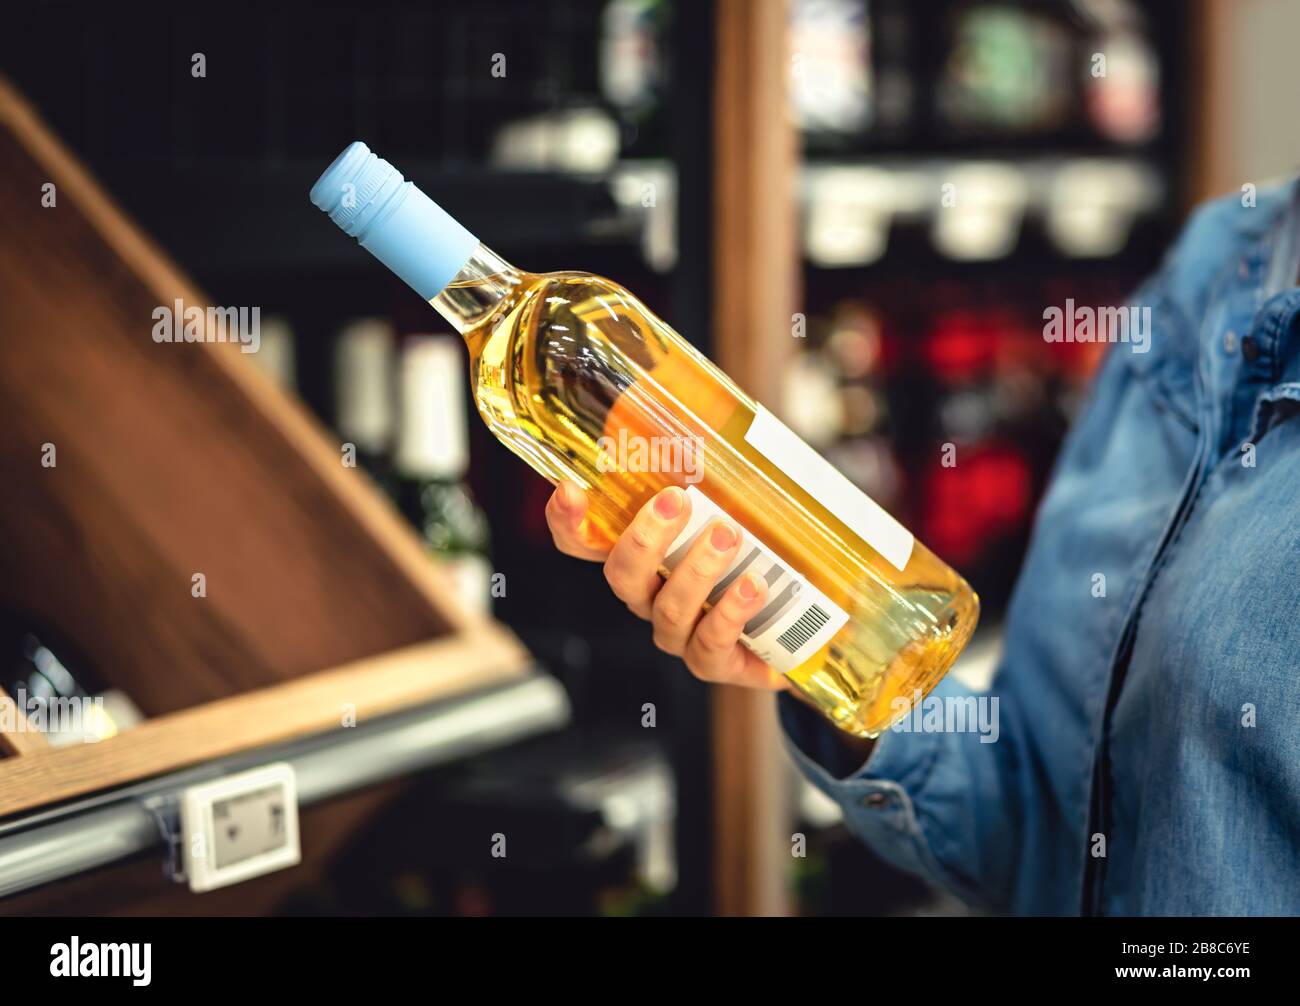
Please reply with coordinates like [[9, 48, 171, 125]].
[[1241, 335, 1261, 362], [1223, 330, 1237, 354]]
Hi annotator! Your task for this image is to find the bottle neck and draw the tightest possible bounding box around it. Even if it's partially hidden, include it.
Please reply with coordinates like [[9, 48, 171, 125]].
[[429, 244, 524, 336]]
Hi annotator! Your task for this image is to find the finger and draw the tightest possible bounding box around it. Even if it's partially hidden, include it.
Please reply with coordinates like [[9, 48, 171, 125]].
[[545, 480, 609, 561], [684, 571, 788, 690], [651, 521, 742, 655], [603, 486, 691, 618]]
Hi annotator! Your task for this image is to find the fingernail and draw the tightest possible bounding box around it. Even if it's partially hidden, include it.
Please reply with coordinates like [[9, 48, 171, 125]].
[[710, 523, 737, 551], [738, 572, 763, 600], [654, 487, 684, 519], [559, 482, 581, 509]]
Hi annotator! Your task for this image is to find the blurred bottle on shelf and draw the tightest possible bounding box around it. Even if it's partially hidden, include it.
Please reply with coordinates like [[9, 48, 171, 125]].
[[925, 308, 1001, 445], [789, 0, 914, 148], [1083, 0, 1160, 145], [790, 0, 872, 139], [1045, 159, 1161, 258], [936, 4, 1070, 135], [0, 610, 143, 746], [930, 162, 1029, 262], [248, 315, 297, 390], [825, 301, 888, 420], [916, 305, 1037, 574], [334, 318, 399, 497], [785, 299, 907, 529], [394, 336, 493, 614], [491, 106, 621, 175], [824, 302, 906, 521], [804, 166, 896, 266], [599, 0, 669, 159], [781, 345, 845, 448]]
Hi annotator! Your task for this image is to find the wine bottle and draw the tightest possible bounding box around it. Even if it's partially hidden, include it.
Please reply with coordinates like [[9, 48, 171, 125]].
[[310, 142, 977, 737], [0, 609, 142, 745], [394, 335, 493, 613], [334, 317, 399, 495], [249, 315, 297, 390]]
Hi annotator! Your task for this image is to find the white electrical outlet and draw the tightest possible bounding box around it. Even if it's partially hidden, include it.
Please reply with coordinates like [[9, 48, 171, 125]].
[[180, 763, 301, 893]]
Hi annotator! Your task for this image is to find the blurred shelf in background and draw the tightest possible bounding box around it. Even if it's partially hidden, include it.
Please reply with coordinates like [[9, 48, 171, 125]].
[[783, 0, 1188, 635]]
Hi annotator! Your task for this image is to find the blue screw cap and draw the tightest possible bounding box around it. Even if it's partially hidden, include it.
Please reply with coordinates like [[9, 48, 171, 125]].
[[310, 141, 479, 300]]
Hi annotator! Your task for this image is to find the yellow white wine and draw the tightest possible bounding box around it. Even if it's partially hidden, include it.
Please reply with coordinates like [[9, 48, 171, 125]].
[[312, 142, 978, 737]]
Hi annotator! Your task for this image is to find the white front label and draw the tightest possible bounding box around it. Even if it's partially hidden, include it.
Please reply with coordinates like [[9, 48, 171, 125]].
[[744, 406, 914, 572], [664, 486, 849, 675]]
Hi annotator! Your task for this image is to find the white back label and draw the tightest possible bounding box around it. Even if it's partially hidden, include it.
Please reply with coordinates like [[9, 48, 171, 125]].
[[744, 406, 914, 571]]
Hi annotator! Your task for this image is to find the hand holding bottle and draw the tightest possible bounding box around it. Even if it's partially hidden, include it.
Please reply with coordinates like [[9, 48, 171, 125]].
[[546, 480, 789, 691]]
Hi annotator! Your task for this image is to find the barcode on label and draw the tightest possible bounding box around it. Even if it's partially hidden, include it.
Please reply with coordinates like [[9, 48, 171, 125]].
[[776, 603, 831, 655], [664, 486, 851, 675]]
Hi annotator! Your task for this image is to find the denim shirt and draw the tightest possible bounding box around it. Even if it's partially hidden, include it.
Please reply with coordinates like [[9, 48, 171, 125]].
[[781, 182, 1300, 916]]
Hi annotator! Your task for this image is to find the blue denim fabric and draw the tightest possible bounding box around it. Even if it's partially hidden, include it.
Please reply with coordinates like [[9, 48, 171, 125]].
[[781, 181, 1300, 916]]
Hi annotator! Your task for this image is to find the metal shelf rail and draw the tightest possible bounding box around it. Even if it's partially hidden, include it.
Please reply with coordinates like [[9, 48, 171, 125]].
[[0, 672, 569, 899]]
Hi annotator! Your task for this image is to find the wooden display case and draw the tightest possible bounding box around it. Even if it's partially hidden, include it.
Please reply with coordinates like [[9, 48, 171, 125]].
[[0, 76, 534, 821]]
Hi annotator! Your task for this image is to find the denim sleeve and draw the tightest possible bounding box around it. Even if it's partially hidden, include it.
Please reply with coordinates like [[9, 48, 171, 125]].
[[780, 674, 1026, 913]]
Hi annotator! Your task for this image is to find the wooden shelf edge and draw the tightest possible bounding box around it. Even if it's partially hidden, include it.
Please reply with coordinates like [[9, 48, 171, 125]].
[[0, 685, 51, 758], [0, 623, 531, 819]]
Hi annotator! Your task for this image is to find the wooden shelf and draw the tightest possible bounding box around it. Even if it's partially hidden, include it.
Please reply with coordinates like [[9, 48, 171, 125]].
[[0, 75, 533, 821]]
